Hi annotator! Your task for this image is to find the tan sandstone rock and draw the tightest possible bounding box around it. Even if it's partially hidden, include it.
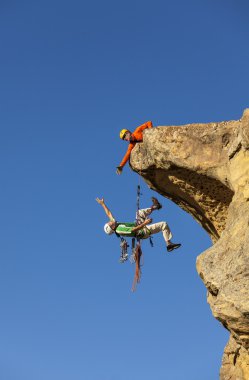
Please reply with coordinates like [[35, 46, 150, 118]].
[[130, 109, 249, 379]]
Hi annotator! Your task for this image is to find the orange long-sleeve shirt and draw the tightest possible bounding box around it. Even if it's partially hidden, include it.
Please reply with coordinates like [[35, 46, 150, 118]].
[[119, 121, 153, 168]]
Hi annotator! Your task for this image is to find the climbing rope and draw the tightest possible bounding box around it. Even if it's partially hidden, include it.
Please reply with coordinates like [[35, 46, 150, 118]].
[[132, 184, 144, 291], [117, 148, 154, 290], [136, 146, 153, 247], [131, 242, 143, 292]]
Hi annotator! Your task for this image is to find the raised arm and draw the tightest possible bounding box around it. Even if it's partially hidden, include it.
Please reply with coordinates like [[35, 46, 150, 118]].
[[96, 197, 115, 221]]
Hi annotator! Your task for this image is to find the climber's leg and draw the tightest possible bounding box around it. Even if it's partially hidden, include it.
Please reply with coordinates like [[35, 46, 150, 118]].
[[146, 221, 172, 242], [136, 208, 152, 223], [146, 222, 181, 252]]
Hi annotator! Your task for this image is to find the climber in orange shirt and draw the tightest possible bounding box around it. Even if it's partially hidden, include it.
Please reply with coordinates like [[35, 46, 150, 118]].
[[116, 121, 153, 175]]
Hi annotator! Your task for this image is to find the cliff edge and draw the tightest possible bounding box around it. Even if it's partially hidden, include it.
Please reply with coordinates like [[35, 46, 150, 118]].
[[130, 109, 249, 379]]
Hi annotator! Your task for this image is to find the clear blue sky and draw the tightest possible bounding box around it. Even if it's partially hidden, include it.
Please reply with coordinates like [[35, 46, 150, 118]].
[[0, 1, 248, 379]]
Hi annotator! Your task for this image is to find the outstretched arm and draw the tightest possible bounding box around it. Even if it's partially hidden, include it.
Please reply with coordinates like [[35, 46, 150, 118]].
[[117, 143, 134, 171], [96, 197, 115, 221]]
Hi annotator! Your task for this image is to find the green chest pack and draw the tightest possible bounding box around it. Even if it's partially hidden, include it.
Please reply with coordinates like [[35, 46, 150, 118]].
[[115, 222, 146, 238]]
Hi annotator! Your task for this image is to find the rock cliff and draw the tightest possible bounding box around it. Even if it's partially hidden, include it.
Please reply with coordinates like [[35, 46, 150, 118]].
[[130, 110, 249, 379]]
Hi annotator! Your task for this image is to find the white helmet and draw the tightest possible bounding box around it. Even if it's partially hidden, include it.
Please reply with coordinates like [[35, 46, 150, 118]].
[[104, 223, 114, 235]]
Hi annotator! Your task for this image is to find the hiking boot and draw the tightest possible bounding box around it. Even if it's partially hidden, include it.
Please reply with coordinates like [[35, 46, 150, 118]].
[[167, 243, 181, 252], [151, 197, 162, 210]]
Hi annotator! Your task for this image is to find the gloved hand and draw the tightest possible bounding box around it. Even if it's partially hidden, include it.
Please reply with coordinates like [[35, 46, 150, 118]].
[[116, 166, 123, 175]]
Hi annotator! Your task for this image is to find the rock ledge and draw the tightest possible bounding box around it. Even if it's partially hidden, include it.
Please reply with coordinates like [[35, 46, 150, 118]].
[[130, 110, 249, 379]]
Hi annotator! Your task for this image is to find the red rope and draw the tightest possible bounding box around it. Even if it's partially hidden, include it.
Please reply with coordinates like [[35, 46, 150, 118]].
[[132, 242, 143, 292]]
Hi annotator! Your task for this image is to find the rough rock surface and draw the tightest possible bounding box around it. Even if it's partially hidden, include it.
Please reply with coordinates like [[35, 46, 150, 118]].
[[130, 109, 249, 379]]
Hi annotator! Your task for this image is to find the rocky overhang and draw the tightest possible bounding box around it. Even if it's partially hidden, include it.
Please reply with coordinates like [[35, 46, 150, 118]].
[[130, 109, 249, 379]]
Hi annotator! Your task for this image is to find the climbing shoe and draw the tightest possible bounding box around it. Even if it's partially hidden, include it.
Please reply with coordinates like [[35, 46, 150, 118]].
[[167, 243, 181, 252], [151, 197, 162, 210]]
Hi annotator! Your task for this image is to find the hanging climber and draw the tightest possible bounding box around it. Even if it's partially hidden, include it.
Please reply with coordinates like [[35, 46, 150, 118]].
[[116, 121, 153, 175], [96, 197, 181, 252]]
